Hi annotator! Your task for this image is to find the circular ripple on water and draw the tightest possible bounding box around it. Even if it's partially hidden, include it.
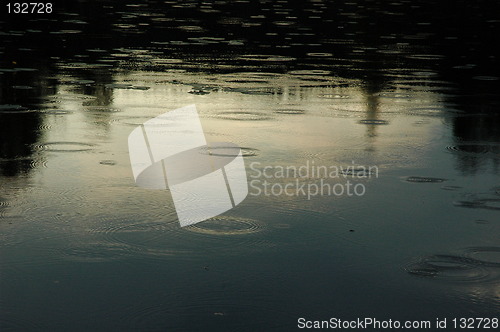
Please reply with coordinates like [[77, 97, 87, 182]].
[[453, 198, 500, 211], [236, 54, 296, 62], [274, 109, 306, 115], [104, 83, 150, 90], [446, 144, 498, 154], [86, 215, 177, 251], [378, 92, 412, 99], [306, 52, 333, 57], [198, 146, 259, 157], [0, 308, 43, 332], [39, 109, 73, 115], [472, 76, 499, 81], [35, 123, 52, 131], [21, 186, 92, 225], [463, 247, 500, 267], [69, 79, 95, 85], [405, 254, 494, 283], [29, 158, 49, 169], [406, 54, 445, 60], [46, 93, 97, 102], [216, 111, 272, 121], [121, 300, 296, 332], [447, 145, 485, 153], [57, 241, 138, 263], [341, 167, 374, 177], [112, 114, 177, 127], [12, 85, 34, 90], [358, 119, 389, 125], [0, 104, 33, 114], [0, 197, 10, 208], [84, 106, 121, 114], [0, 155, 47, 171], [184, 216, 264, 236], [318, 94, 351, 99], [132, 214, 274, 259], [34, 142, 95, 152], [408, 106, 463, 117], [405, 176, 446, 183], [288, 69, 331, 75], [412, 71, 438, 77], [99, 160, 117, 166], [441, 185, 462, 191]]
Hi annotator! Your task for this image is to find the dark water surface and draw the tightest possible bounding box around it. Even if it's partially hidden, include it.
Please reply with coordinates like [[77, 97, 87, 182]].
[[1, 0, 499, 331]]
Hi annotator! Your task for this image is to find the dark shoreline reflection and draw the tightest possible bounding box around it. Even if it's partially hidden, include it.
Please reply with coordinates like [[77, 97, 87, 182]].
[[0, 112, 41, 176], [0, 66, 53, 176], [442, 72, 500, 175]]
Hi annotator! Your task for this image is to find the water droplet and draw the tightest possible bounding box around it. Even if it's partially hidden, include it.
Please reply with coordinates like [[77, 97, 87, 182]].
[[441, 185, 462, 191], [472, 76, 499, 81], [405, 176, 446, 183], [405, 254, 497, 283], [216, 111, 272, 121], [35, 142, 95, 153], [453, 198, 500, 211], [188, 89, 210, 95], [100, 160, 117, 166], [184, 216, 264, 236], [12, 85, 33, 90], [306, 52, 333, 57]]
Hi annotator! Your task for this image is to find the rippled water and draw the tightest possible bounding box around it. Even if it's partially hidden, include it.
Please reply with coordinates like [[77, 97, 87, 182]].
[[1, 0, 499, 331]]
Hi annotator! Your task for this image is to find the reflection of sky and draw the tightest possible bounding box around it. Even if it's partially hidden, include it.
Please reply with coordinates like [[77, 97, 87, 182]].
[[32, 70, 498, 247], [1, 1, 500, 329], [59, 70, 449, 167], [6, 68, 497, 216]]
